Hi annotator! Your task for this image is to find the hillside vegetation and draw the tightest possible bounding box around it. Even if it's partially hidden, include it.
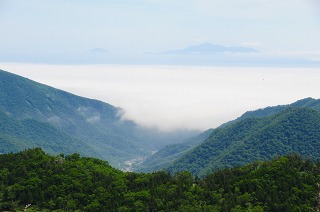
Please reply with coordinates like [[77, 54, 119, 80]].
[[0, 69, 198, 168], [0, 149, 319, 211], [220, 97, 320, 127], [139, 98, 320, 174], [136, 129, 213, 172], [166, 106, 320, 176]]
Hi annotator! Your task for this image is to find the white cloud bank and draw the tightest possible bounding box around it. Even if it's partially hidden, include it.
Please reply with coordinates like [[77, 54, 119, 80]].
[[1, 63, 320, 131]]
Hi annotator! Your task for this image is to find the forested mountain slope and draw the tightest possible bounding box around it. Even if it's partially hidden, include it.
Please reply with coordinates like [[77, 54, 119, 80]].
[[0, 69, 151, 166], [0, 149, 319, 211], [136, 129, 214, 172], [0, 110, 97, 157], [0, 69, 198, 167], [220, 97, 320, 128], [167, 107, 320, 176], [140, 97, 320, 173]]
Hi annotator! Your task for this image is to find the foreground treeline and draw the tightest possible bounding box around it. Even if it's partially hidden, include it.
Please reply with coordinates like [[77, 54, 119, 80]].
[[0, 149, 319, 211]]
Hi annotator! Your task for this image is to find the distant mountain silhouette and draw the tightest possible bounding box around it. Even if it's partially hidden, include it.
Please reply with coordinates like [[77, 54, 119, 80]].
[[159, 42, 258, 55]]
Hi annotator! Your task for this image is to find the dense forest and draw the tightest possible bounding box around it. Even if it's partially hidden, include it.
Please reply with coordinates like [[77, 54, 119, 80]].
[[166, 107, 320, 176], [136, 98, 320, 173], [136, 129, 214, 173], [1, 148, 319, 211]]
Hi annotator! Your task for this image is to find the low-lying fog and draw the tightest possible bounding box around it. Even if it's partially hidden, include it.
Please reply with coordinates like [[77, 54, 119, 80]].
[[2, 63, 319, 131]]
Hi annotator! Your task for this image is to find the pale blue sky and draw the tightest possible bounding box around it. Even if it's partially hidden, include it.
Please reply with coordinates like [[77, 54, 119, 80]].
[[1, 0, 320, 65]]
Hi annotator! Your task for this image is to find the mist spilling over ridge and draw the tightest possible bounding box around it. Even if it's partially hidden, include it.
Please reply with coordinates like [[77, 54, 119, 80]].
[[2, 63, 320, 132], [0, 69, 199, 170], [1, 68, 320, 175]]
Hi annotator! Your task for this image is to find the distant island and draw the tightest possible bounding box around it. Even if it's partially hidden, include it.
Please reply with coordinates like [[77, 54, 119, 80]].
[[158, 42, 259, 55]]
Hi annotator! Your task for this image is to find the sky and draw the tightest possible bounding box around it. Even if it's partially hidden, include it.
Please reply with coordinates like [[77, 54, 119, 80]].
[[1, 0, 320, 65], [1, 1, 320, 131]]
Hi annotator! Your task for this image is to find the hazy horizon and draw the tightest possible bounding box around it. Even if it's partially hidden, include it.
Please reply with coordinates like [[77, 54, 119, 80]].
[[2, 63, 319, 131], [1, 1, 320, 66], [1, 1, 320, 131]]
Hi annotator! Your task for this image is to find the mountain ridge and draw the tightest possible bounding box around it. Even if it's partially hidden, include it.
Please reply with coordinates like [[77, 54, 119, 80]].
[[0, 69, 199, 168], [0, 69, 145, 166], [138, 97, 320, 173], [166, 106, 320, 176]]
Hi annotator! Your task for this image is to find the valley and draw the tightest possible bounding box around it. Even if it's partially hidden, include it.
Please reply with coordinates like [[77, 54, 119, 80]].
[[0, 69, 199, 169], [1, 1, 319, 210], [1, 69, 320, 211], [1, 69, 320, 175]]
